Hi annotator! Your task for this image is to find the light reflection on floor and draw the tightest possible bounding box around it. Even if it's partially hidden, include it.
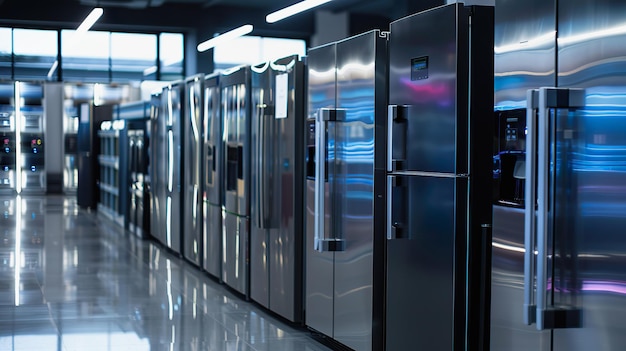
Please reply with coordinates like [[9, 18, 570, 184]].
[[0, 195, 330, 351]]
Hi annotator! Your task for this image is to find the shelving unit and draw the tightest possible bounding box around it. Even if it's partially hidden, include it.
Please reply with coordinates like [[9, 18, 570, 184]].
[[97, 123, 123, 226]]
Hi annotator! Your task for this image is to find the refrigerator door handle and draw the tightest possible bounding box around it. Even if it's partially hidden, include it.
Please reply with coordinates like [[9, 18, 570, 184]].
[[387, 105, 408, 172], [523, 89, 538, 325], [314, 108, 346, 252], [256, 103, 267, 229], [529, 87, 586, 330], [386, 175, 406, 240]]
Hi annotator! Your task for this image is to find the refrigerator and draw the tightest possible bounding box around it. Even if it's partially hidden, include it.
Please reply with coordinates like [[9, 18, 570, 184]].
[[250, 55, 305, 323], [220, 66, 251, 296], [305, 30, 388, 351], [385, 4, 494, 351], [151, 82, 184, 254], [183, 75, 204, 267], [149, 93, 166, 248], [491, 0, 626, 350], [202, 73, 222, 279]]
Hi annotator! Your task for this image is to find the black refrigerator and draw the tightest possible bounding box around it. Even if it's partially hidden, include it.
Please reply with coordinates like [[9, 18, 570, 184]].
[[385, 4, 494, 350]]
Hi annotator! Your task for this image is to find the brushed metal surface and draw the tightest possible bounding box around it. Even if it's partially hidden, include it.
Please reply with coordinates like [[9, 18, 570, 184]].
[[269, 56, 305, 323], [491, 205, 551, 351], [305, 43, 336, 338], [554, 0, 626, 349], [149, 94, 166, 246], [388, 4, 464, 175], [183, 76, 203, 267], [386, 174, 458, 351], [250, 63, 271, 308], [332, 31, 379, 351], [494, 0, 556, 109], [202, 75, 222, 279], [222, 211, 249, 296], [166, 84, 183, 254], [203, 203, 222, 279], [221, 69, 251, 297]]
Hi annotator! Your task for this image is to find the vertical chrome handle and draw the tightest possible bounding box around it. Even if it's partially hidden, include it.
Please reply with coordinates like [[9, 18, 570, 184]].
[[535, 88, 550, 330], [387, 176, 395, 240], [523, 89, 538, 325], [314, 109, 327, 252], [167, 130, 174, 193], [387, 105, 407, 172], [314, 108, 346, 252], [387, 105, 396, 172], [525, 87, 586, 330], [256, 103, 267, 229]]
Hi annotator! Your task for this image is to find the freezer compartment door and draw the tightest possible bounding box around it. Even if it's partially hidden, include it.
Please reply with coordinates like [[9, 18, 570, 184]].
[[222, 212, 249, 297], [386, 174, 462, 351], [305, 177, 334, 337], [203, 202, 222, 280], [491, 205, 551, 351], [388, 4, 468, 174], [250, 220, 269, 308]]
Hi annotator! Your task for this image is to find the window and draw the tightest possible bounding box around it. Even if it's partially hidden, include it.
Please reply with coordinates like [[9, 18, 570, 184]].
[[214, 36, 306, 72], [62, 30, 110, 82], [110, 33, 157, 82], [0, 28, 11, 79], [160, 33, 184, 81], [2, 27, 183, 82], [13, 28, 58, 80]]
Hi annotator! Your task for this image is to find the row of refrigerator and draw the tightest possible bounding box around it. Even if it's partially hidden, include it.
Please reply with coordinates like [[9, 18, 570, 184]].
[[0, 82, 46, 194], [148, 3, 495, 351]]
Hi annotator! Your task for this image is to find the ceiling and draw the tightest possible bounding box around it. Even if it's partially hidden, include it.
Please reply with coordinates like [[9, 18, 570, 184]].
[[0, 0, 440, 40]]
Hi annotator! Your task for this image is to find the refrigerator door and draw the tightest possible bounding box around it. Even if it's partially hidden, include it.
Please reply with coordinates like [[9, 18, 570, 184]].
[[554, 0, 626, 348], [250, 62, 272, 308], [388, 4, 467, 175], [268, 56, 305, 323], [222, 211, 249, 296], [221, 67, 251, 296], [202, 74, 222, 279], [149, 94, 165, 246], [491, 0, 557, 347], [222, 68, 250, 217], [183, 76, 203, 267], [332, 31, 383, 351], [386, 174, 466, 351], [305, 43, 336, 338], [164, 84, 183, 254]]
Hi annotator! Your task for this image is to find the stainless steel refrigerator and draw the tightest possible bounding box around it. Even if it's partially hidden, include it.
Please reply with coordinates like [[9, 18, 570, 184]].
[[305, 30, 388, 351], [250, 55, 305, 323], [202, 73, 222, 280], [491, 0, 626, 349], [183, 75, 204, 267], [220, 66, 251, 296], [149, 93, 166, 248], [386, 4, 494, 351], [151, 83, 184, 254]]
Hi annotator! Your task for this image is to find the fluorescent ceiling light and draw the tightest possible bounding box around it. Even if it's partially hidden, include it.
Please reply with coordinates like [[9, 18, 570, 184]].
[[197, 24, 254, 52], [76, 8, 103, 34], [266, 0, 332, 23]]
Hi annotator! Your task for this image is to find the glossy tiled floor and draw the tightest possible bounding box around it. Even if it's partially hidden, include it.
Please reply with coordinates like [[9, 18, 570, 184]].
[[0, 195, 332, 351]]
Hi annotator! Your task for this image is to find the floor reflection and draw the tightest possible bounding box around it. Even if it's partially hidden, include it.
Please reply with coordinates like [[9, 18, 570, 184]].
[[0, 195, 330, 351]]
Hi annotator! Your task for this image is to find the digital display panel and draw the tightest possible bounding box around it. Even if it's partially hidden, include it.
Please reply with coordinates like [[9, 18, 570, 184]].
[[411, 56, 429, 81]]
